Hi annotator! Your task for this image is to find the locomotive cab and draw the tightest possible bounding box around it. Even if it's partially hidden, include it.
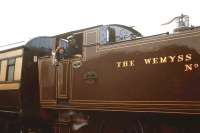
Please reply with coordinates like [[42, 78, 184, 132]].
[[53, 24, 142, 62]]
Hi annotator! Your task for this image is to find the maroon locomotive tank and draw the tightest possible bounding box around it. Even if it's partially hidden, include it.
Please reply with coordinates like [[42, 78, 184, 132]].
[[69, 29, 200, 113]]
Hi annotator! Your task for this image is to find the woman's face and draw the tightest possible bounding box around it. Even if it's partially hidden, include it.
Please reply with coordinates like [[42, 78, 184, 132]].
[[59, 48, 64, 54]]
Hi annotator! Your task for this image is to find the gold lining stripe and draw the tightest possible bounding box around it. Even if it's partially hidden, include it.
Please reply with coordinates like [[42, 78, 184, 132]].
[[41, 106, 200, 115], [0, 83, 20, 90], [0, 49, 23, 60], [70, 100, 200, 103]]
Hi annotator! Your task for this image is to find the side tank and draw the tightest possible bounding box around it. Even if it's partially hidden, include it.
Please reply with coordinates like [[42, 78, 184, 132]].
[[70, 28, 200, 114]]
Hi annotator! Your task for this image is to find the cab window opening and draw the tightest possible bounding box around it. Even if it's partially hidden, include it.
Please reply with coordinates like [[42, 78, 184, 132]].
[[55, 33, 83, 61], [6, 58, 16, 81], [107, 27, 116, 43], [99, 25, 142, 46]]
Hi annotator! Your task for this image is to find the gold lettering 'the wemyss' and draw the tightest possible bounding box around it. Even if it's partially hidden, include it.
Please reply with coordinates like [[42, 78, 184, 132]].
[[116, 60, 135, 68], [122, 61, 129, 67], [153, 58, 159, 64], [177, 55, 184, 62], [144, 58, 151, 64], [168, 56, 176, 63], [116, 62, 122, 68], [160, 57, 167, 63], [129, 60, 135, 66], [185, 54, 192, 61], [145, 57, 167, 64]]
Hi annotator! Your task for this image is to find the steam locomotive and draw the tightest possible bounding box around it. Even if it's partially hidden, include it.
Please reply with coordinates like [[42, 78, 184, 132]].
[[1, 15, 200, 133]]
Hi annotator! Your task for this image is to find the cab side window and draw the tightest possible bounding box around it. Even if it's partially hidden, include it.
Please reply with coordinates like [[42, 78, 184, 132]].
[[99, 26, 116, 45], [108, 27, 116, 43], [6, 58, 16, 81]]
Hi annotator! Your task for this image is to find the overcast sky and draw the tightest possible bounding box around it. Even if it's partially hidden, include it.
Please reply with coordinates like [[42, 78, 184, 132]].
[[0, 0, 200, 47]]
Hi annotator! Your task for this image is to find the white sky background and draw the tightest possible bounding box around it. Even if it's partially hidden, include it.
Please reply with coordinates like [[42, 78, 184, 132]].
[[0, 0, 200, 47]]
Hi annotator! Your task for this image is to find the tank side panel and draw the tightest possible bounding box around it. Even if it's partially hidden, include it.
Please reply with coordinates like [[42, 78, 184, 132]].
[[70, 31, 200, 112]]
